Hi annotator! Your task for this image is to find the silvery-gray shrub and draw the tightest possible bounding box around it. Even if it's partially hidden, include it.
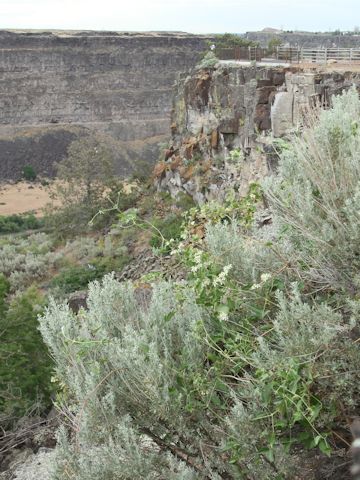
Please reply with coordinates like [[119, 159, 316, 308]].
[[40, 275, 230, 478], [264, 87, 360, 292]]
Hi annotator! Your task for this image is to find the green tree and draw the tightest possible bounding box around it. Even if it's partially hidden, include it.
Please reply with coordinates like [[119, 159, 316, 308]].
[[46, 135, 116, 235], [58, 136, 115, 204], [22, 164, 37, 182], [213, 33, 258, 48], [268, 36, 282, 51]]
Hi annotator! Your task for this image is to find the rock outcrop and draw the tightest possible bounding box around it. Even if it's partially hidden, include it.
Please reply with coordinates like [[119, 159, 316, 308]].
[[0, 30, 209, 180], [155, 63, 360, 202], [0, 448, 54, 480]]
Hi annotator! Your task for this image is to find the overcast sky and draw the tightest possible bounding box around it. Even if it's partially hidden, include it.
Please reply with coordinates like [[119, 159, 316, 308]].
[[1, 0, 359, 33]]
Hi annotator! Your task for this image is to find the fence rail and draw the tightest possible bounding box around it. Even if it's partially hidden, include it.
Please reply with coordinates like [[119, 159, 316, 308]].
[[217, 46, 360, 64], [217, 46, 268, 62], [277, 46, 360, 64]]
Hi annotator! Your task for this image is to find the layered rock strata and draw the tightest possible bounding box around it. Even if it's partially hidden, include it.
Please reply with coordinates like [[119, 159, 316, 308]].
[[0, 30, 209, 179]]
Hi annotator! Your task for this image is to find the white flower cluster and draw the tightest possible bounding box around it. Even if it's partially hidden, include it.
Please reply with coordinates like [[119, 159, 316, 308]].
[[191, 249, 203, 273], [218, 310, 229, 322], [170, 241, 185, 256], [213, 264, 232, 287], [250, 273, 272, 290]]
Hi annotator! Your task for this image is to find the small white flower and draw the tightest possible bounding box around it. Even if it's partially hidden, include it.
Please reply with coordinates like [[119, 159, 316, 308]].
[[219, 272, 226, 283], [213, 276, 221, 287], [213, 265, 232, 287], [223, 264, 233, 276], [213, 274, 223, 286], [250, 283, 261, 290], [194, 250, 203, 264], [260, 273, 271, 283], [219, 311, 229, 321]]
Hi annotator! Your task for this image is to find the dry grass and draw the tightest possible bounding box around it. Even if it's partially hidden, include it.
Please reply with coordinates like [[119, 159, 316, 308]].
[[0, 182, 59, 217]]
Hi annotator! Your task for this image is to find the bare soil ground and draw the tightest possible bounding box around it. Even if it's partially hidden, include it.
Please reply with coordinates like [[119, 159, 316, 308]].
[[0, 182, 57, 216], [221, 59, 360, 72], [299, 62, 360, 73]]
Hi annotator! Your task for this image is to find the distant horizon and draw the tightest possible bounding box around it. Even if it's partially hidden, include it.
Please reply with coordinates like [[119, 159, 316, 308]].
[[1, 27, 359, 35], [1, 0, 359, 34]]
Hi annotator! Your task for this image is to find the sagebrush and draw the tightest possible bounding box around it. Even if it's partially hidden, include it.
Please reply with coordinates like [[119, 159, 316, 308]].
[[40, 88, 360, 478]]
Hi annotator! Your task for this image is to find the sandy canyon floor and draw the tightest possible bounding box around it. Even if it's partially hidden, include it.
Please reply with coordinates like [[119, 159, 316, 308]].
[[0, 182, 57, 216]]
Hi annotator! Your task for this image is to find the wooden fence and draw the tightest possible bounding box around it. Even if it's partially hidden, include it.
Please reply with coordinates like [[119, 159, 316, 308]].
[[277, 46, 360, 64], [217, 46, 360, 64], [217, 46, 268, 62]]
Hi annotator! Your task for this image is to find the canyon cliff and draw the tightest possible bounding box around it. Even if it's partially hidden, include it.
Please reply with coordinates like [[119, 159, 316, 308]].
[[156, 63, 360, 202], [0, 30, 208, 179]]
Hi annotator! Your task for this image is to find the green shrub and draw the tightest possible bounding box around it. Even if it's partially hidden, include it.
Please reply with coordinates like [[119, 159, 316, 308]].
[[50, 264, 107, 294], [197, 51, 218, 69], [0, 214, 43, 234], [149, 214, 183, 251], [50, 255, 130, 294], [22, 164, 37, 181], [0, 287, 53, 425], [174, 192, 196, 211], [0, 273, 10, 318]]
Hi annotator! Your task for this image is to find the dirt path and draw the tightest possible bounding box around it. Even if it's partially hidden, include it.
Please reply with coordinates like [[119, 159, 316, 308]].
[[0, 182, 57, 216]]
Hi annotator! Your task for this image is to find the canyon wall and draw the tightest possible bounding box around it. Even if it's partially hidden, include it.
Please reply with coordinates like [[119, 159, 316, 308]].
[[0, 30, 209, 179], [156, 64, 360, 202]]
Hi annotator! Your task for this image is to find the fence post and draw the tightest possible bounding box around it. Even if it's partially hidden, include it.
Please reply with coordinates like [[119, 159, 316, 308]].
[[324, 48, 327, 65], [350, 48, 353, 64]]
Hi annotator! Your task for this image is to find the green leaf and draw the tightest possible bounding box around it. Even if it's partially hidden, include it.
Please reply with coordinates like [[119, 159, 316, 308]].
[[260, 447, 275, 463], [318, 439, 331, 457], [164, 311, 176, 323]]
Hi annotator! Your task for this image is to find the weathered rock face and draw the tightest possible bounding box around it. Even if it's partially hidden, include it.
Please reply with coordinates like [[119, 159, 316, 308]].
[[271, 70, 360, 136], [155, 64, 360, 202], [0, 30, 209, 180]]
